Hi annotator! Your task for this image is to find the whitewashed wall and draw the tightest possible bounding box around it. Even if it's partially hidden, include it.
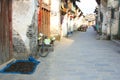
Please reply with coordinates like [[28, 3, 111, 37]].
[[61, 14, 68, 36], [13, 0, 36, 48], [13, 0, 35, 42], [12, 0, 38, 59], [50, 0, 61, 36]]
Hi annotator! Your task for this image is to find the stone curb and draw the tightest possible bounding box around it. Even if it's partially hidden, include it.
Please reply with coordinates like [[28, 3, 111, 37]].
[[112, 40, 120, 46], [0, 58, 16, 70]]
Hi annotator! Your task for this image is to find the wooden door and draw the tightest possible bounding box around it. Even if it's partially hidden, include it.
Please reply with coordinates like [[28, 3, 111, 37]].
[[0, 0, 12, 64]]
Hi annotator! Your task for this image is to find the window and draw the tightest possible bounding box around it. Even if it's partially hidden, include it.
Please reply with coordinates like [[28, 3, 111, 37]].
[[111, 8, 115, 19]]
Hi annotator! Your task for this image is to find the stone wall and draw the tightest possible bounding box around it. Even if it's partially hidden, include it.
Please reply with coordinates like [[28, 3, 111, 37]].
[[13, 29, 28, 59], [26, 12, 38, 57]]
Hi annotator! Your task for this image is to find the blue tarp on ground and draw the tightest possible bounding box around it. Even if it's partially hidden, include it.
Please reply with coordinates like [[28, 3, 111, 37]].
[[0, 56, 40, 74]]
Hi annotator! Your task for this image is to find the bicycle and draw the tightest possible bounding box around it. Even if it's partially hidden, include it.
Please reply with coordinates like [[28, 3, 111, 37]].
[[38, 33, 55, 57]]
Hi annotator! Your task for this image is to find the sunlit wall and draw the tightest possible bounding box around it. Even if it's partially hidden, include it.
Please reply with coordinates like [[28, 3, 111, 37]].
[[50, 0, 61, 37]]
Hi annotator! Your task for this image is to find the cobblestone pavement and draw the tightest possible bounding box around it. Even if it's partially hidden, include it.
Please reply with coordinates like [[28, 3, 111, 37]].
[[0, 28, 120, 80]]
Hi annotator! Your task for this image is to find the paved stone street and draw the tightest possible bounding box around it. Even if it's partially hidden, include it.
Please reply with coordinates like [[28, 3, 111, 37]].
[[0, 28, 120, 80]]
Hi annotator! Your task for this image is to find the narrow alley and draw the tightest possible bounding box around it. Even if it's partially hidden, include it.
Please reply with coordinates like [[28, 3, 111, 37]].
[[1, 0, 120, 80], [0, 28, 120, 80]]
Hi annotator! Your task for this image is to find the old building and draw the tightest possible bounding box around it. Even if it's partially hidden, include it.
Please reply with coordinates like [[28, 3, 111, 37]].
[[38, 0, 61, 40], [0, 0, 61, 65], [60, 0, 82, 36], [95, 0, 120, 40], [85, 14, 96, 27]]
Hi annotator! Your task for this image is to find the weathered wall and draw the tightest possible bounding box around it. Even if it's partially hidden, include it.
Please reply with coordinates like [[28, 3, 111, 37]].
[[107, 0, 119, 38], [97, 0, 119, 39], [111, 11, 119, 35], [101, 0, 107, 7], [61, 14, 68, 36], [96, 5, 102, 33], [12, 0, 38, 59], [101, 5, 107, 34], [106, 10, 111, 37], [107, 0, 118, 8], [50, 0, 61, 39]]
